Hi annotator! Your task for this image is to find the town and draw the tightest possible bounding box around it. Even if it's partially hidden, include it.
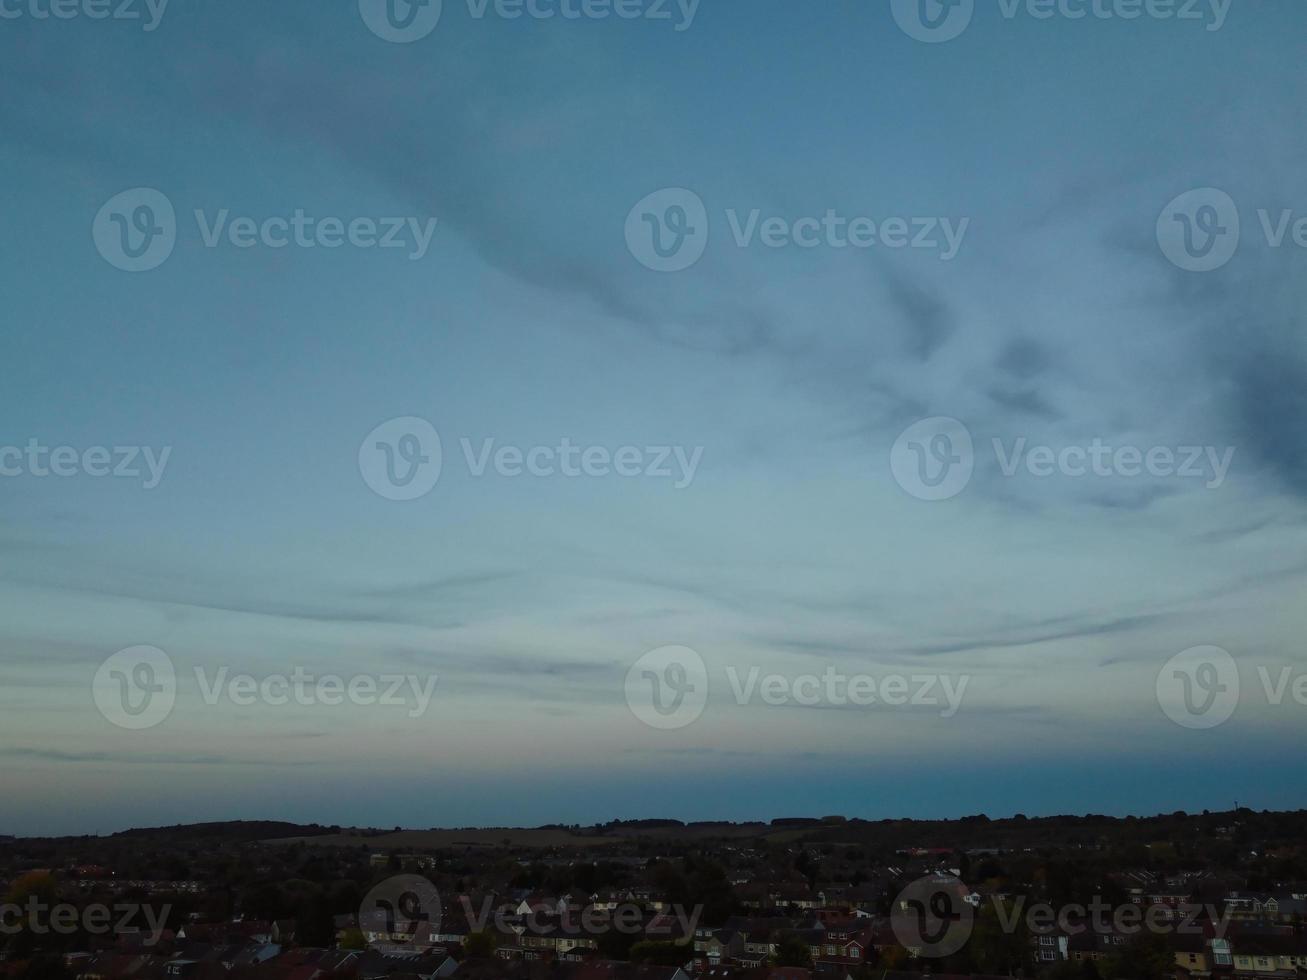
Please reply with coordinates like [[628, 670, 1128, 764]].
[[3, 810, 1305, 980]]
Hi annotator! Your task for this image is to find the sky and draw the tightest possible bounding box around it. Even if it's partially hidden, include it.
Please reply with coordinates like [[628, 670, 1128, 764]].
[[2, 0, 1307, 837]]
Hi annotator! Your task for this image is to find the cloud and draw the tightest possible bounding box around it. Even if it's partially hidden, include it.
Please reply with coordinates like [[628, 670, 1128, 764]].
[[0, 747, 303, 767]]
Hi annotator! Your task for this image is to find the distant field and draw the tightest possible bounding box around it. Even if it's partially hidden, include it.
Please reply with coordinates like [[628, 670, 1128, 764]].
[[265, 822, 815, 849], [264, 827, 622, 849]]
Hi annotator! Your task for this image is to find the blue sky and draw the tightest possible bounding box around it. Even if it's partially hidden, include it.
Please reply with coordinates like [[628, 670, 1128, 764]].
[[2, 0, 1307, 836]]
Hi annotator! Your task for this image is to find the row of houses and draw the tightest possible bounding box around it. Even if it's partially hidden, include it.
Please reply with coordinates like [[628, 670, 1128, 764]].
[[63, 946, 702, 980], [1027, 911, 1307, 979]]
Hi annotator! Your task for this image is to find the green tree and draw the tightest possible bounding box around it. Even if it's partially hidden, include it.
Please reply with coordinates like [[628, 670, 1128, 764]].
[[15, 954, 74, 980], [970, 898, 1031, 976], [1106, 932, 1173, 980], [629, 941, 691, 966], [338, 928, 367, 950], [464, 931, 498, 959], [773, 935, 814, 968], [5, 872, 58, 908], [296, 889, 335, 948]]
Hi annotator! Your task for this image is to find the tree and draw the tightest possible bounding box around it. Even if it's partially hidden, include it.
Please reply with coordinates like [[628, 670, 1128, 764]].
[[296, 889, 335, 948], [596, 927, 639, 961], [6, 872, 57, 907], [464, 931, 498, 959], [1044, 959, 1094, 980], [874, 944, 909, 978], [1106, 932, 1174, 980], [338, 928, 367, 950], [15, 955, 73, 980], [4, 873, 60, 955], [970, 898, 1031, 976], [773, 935, 813, 968], [629, 941, 691, 966]]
